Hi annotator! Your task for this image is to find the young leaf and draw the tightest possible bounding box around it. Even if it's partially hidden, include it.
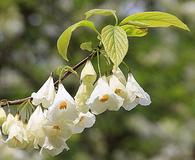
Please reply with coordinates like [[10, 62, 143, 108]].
[[121, 25, 148, 37], [57, 20, 99, 61], [120, 11, 190, 31], [85, 9, 118, 25], [54, 65, 78, 77], [101, 25, 128, 68], [80, 41, 93, 52]]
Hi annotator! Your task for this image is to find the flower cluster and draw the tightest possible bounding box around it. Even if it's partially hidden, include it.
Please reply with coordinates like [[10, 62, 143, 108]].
[[0, 60, 151, 156]]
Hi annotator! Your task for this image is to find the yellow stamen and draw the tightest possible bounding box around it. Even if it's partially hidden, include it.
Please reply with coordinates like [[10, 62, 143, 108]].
[[58, 101, 67, 110], [115, 88, 122, 95], [53, 125, 60, 130], [79, 116, 85, 123], [99, 94, 109, 102]]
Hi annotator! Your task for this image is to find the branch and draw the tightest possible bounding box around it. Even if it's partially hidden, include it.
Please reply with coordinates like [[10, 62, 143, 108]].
[[0, 46, 100, 107]]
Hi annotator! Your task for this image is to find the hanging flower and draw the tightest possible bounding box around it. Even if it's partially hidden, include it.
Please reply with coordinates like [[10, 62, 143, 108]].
[[47, 83, 78, 124], [109, 75, 132, 109], [40, 136, 69, 156], [2, 114, 28, 149], [26, 106, 47, 149], [41, 117, 72, 156], [125, 73, 151, 110], [71, 111, 96, 134], [80, 60, 97, 84], [87, 77, 124, 115], [75, 83, 94, 113], [31, 76, 56, 108]]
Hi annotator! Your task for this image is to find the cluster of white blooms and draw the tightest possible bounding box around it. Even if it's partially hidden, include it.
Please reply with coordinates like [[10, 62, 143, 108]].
[[0, 60, 151, 156]]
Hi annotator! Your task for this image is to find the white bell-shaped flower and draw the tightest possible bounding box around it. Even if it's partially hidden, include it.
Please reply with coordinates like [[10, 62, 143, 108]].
[[31, 76, 56, 108], [41, 136, 69, 156], [125, 73, 151, 110], [47, 83, 78, 124], [87, 77, 124, 115], [2, 114, 28, 149], [0, 107, 6, 126], [41, 118, 72, 156], [80, 60, 97, 84], [71, 112, 95, 134], [109, 75, 132, 108], [75, 82, 94, 113], [26, 106, 47, 149]]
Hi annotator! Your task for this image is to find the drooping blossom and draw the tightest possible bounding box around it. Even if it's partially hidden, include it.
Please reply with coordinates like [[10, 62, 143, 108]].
[[71, 111, 96, 134], [31, 76, 56, 108], [87, 77, 124, 115]]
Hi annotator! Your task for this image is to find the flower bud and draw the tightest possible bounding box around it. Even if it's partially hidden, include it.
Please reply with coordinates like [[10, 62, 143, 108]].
[[80, 60, 97, 84]]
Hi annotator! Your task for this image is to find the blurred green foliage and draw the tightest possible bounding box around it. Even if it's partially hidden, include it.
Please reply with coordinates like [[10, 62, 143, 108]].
[[0, 0, 195, 160]]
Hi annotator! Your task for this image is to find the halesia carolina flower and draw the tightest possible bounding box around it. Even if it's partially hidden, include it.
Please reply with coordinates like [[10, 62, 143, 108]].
[[41, 136, 69, 156], [109, 75, 132, 109], [0, 107, 6, 126], [125, 73, 151, 110], [71, 111, 96, 134], [31, 76, 56, 108], [80, 60, 97, 84], [87, 77, 124, 115], [47, 83, 78, 124], [41, 118, 72, 156], [2, 114, 28, 149], [26, 106, 47, 149], [75, 82, 94, 113]]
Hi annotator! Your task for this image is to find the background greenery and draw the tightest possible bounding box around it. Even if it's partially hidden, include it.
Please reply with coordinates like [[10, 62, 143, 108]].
[[0, 0, 195, 160]]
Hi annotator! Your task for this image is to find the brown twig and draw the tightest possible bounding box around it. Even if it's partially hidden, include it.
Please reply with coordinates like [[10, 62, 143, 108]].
[[0, 46, 100, 107]]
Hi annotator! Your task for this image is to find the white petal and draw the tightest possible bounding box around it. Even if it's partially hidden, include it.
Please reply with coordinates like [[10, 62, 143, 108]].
[[43, 122, 72, 141], [6, 121, 28, 149], [27, 106, 47, 148], [112, 67, 127, 85], [107, 94, 124, 111], [89, 99, 108, 115], [41, 137, 69, 156], [87, 77, 113, 104], [31, 76, 56, 108], [71, 112, 96, 133], [123, 99, 139, 111], [126, 73, 151, 106], [87, 77, 123, 115]]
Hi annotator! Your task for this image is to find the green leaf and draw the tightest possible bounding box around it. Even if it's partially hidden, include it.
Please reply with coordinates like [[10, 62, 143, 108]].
[[85, 9, 118, 25], [57, 20, 99, 61], [101, 25, 128, 68], [120, 11, 190, 31], [80, 41, 93, 52], [121, 25, 148, 37]]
